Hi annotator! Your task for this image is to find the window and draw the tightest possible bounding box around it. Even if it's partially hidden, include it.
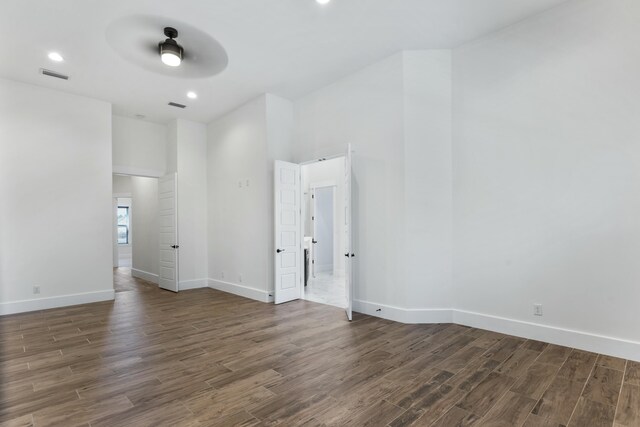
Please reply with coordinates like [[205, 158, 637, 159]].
[[117, 206, 130, 245]]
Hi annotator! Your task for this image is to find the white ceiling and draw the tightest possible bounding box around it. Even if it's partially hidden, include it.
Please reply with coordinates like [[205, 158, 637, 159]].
[[0, 0, 567, 123]]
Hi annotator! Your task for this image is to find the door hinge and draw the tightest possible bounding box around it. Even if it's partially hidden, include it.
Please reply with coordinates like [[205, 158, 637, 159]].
[[312, 216, 315, 221]]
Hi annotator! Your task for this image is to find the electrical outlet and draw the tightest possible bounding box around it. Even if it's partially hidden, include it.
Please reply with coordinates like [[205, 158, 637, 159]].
[[33, 286, 40, 295], [239, 274, 243, 283], [246, 179, 250, 187], [221, 271, 225, 279], [534, 304, 543, 316]]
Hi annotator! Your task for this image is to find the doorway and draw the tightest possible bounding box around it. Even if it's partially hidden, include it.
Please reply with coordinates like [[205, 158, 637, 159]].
[[111, 172, 179, 293], [273, 145, 353, 321], [303, 163, 346, 309]]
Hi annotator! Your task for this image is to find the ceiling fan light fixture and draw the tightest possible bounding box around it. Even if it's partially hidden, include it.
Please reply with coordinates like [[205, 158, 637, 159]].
[[159, 27, 183, 67]]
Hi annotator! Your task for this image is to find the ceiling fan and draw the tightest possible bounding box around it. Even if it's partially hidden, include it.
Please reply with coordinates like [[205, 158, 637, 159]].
[[106, 15, 228, 79]]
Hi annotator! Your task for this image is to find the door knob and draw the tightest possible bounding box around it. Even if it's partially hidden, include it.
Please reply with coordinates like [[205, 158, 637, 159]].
[[277, 249, 285, 253], [312, 239, 318, 244], [171, 245, 179, 249]]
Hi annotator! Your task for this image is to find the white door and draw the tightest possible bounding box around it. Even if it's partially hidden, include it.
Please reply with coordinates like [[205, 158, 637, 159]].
[[159, 173, 179, 292], [274, 161, 303, 304], [345, 145, 353, 321], [311, 188, 317, 278]]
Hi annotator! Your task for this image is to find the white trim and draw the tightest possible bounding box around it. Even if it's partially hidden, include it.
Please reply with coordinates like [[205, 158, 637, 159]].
[[299, 154, 346, 166], [179, 279, 208, 291], [353, 299, 453, 324], [113, 165, 164, 178], [0, 290, 115, 316], [208, 279, 273, 303], [310, 181, 337, 190], [131, 268, 159, 284], [453, 310, 640, 362], [349, 300, 640, 361]]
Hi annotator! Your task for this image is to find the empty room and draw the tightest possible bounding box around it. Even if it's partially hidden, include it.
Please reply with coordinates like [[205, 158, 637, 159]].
[[1, 0, 639, 426]]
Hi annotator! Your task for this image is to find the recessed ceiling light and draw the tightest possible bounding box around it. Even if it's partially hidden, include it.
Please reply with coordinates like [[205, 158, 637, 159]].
[[187, 91, 197, 99], [316, 0, 331, 4], [159, 27, 183, 67], [48, 52, 64, 62]]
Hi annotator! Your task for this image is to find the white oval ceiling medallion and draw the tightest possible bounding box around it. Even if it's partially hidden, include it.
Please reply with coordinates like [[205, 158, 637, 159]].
[[106, 15, 228, 79]]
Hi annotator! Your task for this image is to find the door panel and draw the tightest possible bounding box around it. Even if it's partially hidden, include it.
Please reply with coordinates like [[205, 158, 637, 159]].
[[274, 161, 303, 304], [159, 173, 179, 292], [345, 145, 353, 321]]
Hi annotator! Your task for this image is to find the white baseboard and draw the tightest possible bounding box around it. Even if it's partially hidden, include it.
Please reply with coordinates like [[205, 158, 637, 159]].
[[131, 268, 159, 284], [353, 299, 453, 324], [208, 279, 272, 303], [350, 300, 640, 361], [0, 289, 115, 316], [453, 310, 640, 362], [180, 279, 208, 291]]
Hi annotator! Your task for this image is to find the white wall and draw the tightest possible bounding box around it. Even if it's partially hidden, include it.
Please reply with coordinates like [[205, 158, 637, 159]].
[[265, 95, 295, 293], [112, 115, 167, 177], [207, 95, 293, 300], [0, 78, 113, 313], [207, 96, 270, 299], [175, 119, 208, 289], [453, 0, 640, 348], [295, 53, 407, 308], [294, 51, 453, 313], [112, 174, 132, 194], [403, 51, 453, 310], [131, 177, 159, 282]]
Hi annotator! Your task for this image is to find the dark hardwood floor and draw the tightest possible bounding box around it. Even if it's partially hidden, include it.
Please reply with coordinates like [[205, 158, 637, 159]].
[[0, 268, 638, 426]]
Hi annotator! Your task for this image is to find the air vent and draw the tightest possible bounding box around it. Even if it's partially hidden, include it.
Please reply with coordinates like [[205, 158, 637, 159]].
[[168, 102, 186, 108], [40, 68, 69, 80]]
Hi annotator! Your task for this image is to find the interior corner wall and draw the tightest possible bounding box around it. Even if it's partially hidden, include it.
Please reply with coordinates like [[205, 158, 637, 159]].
[[452, 0, 640, 356], [131, 176, 159, 282], [402, 51, 453, 310], [293, 53, 409, 310], [112, 115, 167, 177], [0, 78, 114, 314], [207, 96, 271, 301]]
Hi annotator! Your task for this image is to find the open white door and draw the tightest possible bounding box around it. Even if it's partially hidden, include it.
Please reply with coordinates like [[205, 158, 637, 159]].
[[345, 145, 353, 321], [158, 173, 179, 292], [274, 161, 303, 304], [310, 188, 317, 278]]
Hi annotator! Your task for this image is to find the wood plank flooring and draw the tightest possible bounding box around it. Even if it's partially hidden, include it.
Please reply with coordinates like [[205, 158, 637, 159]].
[[0, 268, 638, 426]]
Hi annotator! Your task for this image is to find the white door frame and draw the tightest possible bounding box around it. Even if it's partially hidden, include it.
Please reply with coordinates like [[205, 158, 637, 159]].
[[294, 149, 354, 321]]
